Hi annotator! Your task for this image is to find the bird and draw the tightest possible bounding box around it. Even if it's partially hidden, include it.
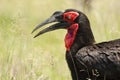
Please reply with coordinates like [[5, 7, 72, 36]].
[[32, 9, 120, 80]]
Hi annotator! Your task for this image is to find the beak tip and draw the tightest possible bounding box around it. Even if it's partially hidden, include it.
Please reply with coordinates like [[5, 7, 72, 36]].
[[33, 36, 37, 38], [31, 30, 35, 34], [34, 34, 39, 38]]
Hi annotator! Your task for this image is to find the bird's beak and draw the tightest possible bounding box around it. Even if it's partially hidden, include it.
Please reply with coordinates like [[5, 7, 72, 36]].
[[32, 13, 69, 38]]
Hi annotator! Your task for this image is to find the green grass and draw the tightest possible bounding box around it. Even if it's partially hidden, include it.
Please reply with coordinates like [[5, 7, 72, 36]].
[[0, 0, 120, 80]]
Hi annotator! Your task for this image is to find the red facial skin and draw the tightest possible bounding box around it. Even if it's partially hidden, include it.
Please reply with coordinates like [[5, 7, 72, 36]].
[[63, 11, 79, 23], [65, 23, 79, 51], [63, 11, 79, 51]]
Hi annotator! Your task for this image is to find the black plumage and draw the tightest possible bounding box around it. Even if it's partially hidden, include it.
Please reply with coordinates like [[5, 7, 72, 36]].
[[75, 39, 120, 80], [32, 9, 120, 80]]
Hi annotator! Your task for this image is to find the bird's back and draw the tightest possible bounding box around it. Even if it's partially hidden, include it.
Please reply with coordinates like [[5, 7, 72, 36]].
[[75, 39, 120, 80]]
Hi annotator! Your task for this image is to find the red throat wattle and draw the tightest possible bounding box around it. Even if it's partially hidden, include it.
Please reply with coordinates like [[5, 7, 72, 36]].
[[65, 23, 79, 51]]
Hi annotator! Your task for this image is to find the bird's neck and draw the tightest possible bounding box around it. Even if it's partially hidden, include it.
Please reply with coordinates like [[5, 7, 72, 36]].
[[65, 23, 79, 51], [65, 21, 95, 55]]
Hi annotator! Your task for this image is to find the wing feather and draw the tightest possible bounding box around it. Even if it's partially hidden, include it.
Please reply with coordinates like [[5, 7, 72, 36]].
[[75, 39, 120, 79]]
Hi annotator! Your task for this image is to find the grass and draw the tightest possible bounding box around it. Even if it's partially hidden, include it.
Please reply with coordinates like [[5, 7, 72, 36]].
[[0, 0, 120, 80]]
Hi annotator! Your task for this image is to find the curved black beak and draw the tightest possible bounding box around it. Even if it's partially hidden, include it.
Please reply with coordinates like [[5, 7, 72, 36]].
[[31, 16, 57, 33], [32, 12, 69, 38], [33, 22, 69, 38]]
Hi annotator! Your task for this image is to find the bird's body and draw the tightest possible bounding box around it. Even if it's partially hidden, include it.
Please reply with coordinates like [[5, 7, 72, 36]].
[[32, 9, 120, 80], [66, 39, 120, 80]]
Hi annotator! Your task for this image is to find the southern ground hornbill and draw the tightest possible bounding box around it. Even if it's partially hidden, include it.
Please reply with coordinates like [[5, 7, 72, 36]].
[[32, 9, 120, 80]]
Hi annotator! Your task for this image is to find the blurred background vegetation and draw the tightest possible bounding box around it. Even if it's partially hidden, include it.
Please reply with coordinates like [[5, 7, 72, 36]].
[[0, 0, 120, 80]]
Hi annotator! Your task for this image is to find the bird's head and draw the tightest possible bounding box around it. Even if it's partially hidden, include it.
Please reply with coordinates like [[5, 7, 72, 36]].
[[32, 9, 95, 51]]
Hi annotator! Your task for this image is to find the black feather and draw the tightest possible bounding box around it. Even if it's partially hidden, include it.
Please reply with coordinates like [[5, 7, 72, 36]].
[[75, 39, 120, 80]]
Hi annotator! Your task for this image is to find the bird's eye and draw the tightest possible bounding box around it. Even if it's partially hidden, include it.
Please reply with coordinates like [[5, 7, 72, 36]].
[[65, 15, 71, 20]]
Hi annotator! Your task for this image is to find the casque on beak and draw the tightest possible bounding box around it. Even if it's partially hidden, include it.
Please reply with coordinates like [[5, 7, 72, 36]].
[[32, 11, 70, 38]]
